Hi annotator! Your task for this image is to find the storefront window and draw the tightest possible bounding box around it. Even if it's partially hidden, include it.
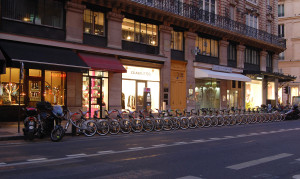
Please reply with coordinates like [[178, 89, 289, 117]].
[[44, 70, 66, 105], [122, 18, 158, 46], [291, 87, 299, 104], [195, 79, 220, 109], [82, 71, 108, 118], [278, 87, 282, 104], [267, 82, 275, 100], [29, 69, 42, 77], [246, 80, 262, 109], [0, 68, 24, 105], [122, 66, 160, 111], [227, 90, 239, 109]]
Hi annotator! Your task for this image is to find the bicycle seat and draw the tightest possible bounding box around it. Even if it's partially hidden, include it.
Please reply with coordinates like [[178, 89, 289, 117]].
[[79, 109, 89, 116]]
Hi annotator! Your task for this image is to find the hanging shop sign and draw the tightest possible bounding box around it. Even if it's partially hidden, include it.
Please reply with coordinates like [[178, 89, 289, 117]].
[[122, 65, 160, 81], [212, 65, 232, 73]]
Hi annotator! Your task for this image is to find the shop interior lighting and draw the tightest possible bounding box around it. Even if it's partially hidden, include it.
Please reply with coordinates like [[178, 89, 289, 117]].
[[256, 76, 263, 80], [127, 36, 131, 40]]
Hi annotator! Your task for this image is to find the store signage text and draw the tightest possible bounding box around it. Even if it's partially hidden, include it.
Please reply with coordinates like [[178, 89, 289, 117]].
[[212, 65, 232, 73]]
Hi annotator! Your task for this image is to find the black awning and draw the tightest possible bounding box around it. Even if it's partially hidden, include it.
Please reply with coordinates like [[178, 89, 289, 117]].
[[0, 40, 89, 71], [243, 70, 296, 82]]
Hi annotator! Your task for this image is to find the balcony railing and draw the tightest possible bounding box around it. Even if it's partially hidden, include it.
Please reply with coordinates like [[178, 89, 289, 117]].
[[131, 0, 285, 48]]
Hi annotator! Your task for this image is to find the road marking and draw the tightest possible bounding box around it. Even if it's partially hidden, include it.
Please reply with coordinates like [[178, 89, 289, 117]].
[[192, 139, 206, 143], [66, 153, 87, 157], [236, 134, 248, 137], [173, 142, 188, 145], [177, 176, 203, 179], [0, 162, 6, 165], [249, 133, 259, 136], [224, 136, 235, 139], [128, 147, 144, 150], [27, 158, 47, 162], [152, 144, 167, 147], [97, 150, 114, 154], [209, 138, 221, 140], [260, 132, 268, 134], [292, 174, 300, 179], [227, 153, 293, 170]]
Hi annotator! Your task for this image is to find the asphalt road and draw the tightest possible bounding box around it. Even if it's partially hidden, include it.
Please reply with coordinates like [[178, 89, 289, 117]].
[[1, 120, 300, 179]]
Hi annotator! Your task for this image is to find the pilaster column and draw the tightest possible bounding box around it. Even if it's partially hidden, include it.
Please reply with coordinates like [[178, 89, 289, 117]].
[[107, 11, 124, 49], [65, 2, 85, 43], [237, 45, 245, 69], [260, 51, 267, 72], [108, 72, 122, 110], [272, 54, 279, 73], [262, 78, 267, 105], [275, 78, 279, 106], [184, 31, 197, 111], [219, 40, 229, 66], [159, 25, 172, 109]]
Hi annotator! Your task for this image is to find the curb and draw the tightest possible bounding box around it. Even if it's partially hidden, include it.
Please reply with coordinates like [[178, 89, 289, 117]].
[[0, 133, 75, 141]]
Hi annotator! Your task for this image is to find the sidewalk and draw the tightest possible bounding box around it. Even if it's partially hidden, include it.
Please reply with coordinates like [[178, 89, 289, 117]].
[[0, 122, 24, 141], [0, 121, 73, 141]]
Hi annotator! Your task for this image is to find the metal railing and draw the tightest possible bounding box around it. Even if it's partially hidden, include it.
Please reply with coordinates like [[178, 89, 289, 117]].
[[131, 0, 285, 48]]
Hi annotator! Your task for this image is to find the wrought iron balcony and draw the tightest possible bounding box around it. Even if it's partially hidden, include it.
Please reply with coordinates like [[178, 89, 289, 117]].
[[131, 0, 285, 48]]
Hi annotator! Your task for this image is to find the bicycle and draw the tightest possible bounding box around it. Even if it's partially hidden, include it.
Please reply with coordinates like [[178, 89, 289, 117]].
[[114, 109, 132, 134], [127, 109, 143, 133], [157, 109, 173, 131], [104, 110, 121, 135], [184, 109, 198, 129], [93, 110, 110, 136], [139, 109, 155, 132], [175, 109, 189, 130]]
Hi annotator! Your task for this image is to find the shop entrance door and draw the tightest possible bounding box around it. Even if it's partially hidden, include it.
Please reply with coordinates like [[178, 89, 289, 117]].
[[136, 81, 146, 111], [28, 77, 42, 107]]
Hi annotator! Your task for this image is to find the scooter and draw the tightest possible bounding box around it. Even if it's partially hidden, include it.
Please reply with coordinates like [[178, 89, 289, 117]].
[[23, 107, 38, 140]]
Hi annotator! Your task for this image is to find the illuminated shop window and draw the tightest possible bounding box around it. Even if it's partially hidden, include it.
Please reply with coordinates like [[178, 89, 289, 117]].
[[246, 80, 262, 109], [0, 68, 24, 105], [44, 70, 66, 105]]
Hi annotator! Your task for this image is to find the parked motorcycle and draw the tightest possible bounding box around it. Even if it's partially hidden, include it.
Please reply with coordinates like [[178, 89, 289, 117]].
[[36, 101, 54, 139], [50, 105, 65, 142], [23, 107, 38, 140], [285, 104, 300, 120]]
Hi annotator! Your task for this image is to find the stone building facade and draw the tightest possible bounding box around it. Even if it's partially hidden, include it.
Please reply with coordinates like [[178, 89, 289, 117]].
[[278, 0, 300, 105], [0, 0, 286, 121]]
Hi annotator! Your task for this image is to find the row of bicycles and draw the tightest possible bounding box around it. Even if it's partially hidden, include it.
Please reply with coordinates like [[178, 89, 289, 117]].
[[65, 107, 286, 137]]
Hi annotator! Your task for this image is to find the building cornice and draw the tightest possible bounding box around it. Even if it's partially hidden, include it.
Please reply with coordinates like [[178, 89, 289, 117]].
[[0, 32, 167, 63], [193, 62, 243, 73]]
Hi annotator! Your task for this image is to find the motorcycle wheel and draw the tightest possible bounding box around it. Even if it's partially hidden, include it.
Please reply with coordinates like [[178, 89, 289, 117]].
[[50, 126, 64, 142], [27, 132, 35, 141]]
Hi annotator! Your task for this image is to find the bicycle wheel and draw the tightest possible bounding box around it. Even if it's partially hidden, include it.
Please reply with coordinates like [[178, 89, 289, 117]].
[[121, 119, 132, 134], [50, 125, 64, 142], [143, 119, 154, 132], [224, 116, 230, 126], [188, 116, 198, 129], [132, 119, 143, 133], [154, 118, 164, 131], [235, 115, 242, 125], [96, 120, 109, 136], [229, 116, 236, 125], [211, 116, 218, 127], [204, 116, 212, 127], [109, 120, 120, 135], [171, 117, 180, 130], [217, 116, 224, 126], [180, 117, 189, 130], [163, 118, 173, 131], [197, 116, 205, 128], [83, 121, 97, 137]]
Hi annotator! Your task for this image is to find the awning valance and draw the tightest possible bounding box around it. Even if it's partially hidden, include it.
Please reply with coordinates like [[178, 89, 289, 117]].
[[78, 53, 126, 73], [0, 40, 89, 69], [195, 68, 251, 82]]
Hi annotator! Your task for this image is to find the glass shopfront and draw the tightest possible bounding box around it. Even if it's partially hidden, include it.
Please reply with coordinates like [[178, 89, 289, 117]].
[[0, 68, 66, 107], [0, 68, 24, 105], [195, 79, 220, 109], [246, 80, 262, 109], [122, 65, 160, 112], [267, 82, 275, 100], [82, 70, 108, 118]]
